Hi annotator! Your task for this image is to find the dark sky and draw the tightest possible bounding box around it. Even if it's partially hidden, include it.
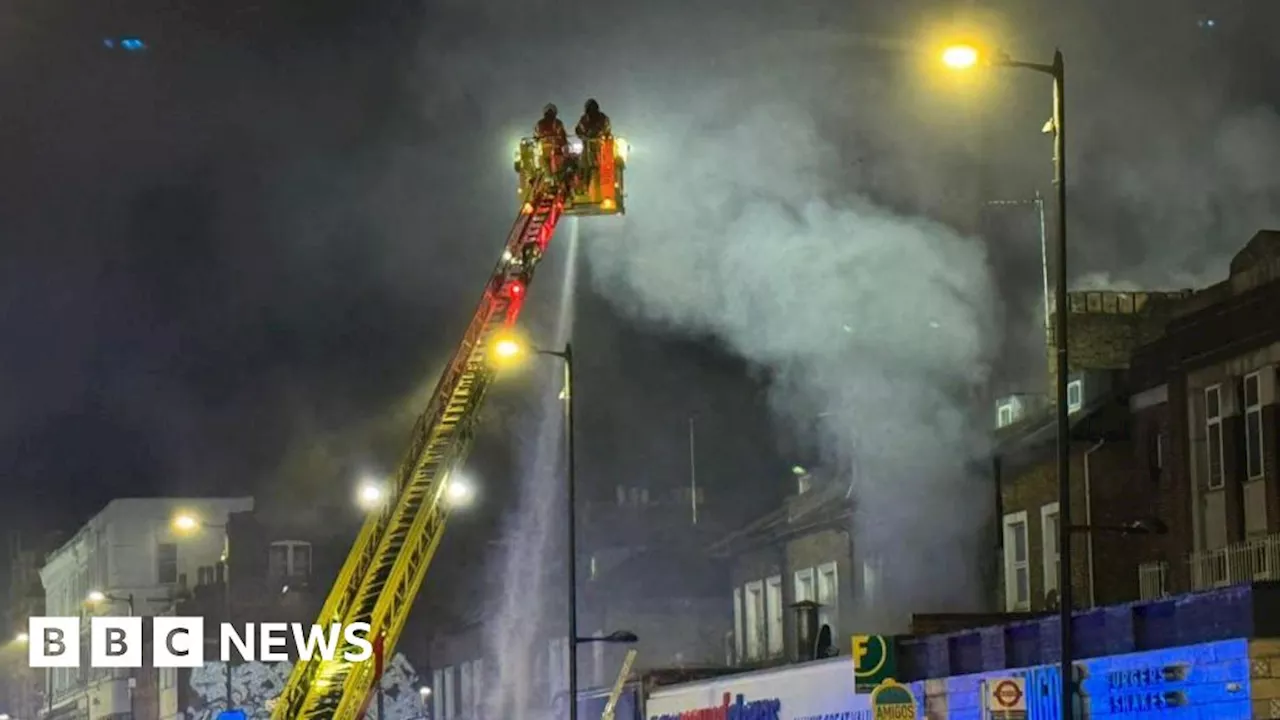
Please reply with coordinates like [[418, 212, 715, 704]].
[[2, 0, 1280, 623]]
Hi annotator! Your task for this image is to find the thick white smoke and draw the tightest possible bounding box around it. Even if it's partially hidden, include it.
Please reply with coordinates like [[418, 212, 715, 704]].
[[585, 99, 1001, 628]]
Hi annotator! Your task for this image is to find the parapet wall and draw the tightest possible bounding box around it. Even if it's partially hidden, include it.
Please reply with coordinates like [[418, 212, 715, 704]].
[[1045, 290, 1194, 395]]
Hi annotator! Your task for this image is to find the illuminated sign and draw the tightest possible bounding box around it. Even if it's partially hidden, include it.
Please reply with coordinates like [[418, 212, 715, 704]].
[[869, 679, 916, 720], [952, 638, 1250, 719], [852, 635, 895, 693], [649, 692, 780, 720]]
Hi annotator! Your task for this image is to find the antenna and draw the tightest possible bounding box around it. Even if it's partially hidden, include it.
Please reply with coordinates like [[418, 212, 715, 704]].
[[688, 415, 698, 525]]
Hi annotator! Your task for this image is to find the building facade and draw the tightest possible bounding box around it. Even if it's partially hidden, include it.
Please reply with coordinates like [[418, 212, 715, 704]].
[[1129, 229, 1280, 599], [713, 468, 855, 667], [38, 496, 253, 720], [992, 289, 1192, 615]]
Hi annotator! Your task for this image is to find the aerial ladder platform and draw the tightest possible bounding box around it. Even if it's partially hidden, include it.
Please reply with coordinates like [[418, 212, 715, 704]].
[[269, 128, 628, 719]]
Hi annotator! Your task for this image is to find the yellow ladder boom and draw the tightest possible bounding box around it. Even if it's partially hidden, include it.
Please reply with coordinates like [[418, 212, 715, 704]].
[[270, 177, 567, 720]]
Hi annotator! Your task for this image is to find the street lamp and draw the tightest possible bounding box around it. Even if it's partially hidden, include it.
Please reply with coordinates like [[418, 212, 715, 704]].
[[945, 41, 1071, 720], [170, 513, 234, 711], [357, 479, 387, 510], [14, 632, 28, 644], [85, 590, 138, 718], [445, 476, 476, 507]]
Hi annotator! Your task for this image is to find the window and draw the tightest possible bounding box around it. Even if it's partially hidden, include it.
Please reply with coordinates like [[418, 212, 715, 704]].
[[293, 543, 312, 576], [1206, 385, 1224, 489], [459, 660, 473, 716], [1245, 372, 1264, 480], [268, 541, 313, 579], [1041, 503, 1060, 598], [862, 558, 879, 607], [997, 404, 1014, 428], [794, 567, 815, 603], [472, 658, 484, 714], [156, 543, 178, 584], [197, 565, 216, 586], [765, 575, 783, 656], [732, 587, 743, 661], [433, 669, 444, 720], [442, 665, 455, 720], [817, 562, 838, 637], [743, 580, 764, 660], [1002, 511, 1030, 611], [1067, 380, 1083, 412]]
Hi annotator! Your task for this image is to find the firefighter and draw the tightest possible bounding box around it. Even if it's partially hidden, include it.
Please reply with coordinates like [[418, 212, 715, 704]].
[[575, 98, 612, 139], [533, 103, 569, 179], [574, 99, 611, 191]]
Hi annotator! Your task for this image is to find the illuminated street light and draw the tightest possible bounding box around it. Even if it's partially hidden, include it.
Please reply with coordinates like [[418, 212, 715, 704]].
[[14, 632, 28, 644], [446, 476, 475, 507], [419, 686, 432, 699], [941, 43, 980, 69], [86, 590, 107, 604], [493, 337, 522, 360], [171, 513, 201, 533], [357, 479, 386, 510]]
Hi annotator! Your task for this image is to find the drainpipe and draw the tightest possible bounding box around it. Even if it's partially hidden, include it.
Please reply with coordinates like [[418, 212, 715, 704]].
[[1083, 439, 1106, 607]]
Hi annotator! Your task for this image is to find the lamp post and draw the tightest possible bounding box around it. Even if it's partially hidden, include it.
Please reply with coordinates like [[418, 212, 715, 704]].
[[945, 43, 1069, 720], [171, 513, 234, 710], [86, 591, 136, 718]]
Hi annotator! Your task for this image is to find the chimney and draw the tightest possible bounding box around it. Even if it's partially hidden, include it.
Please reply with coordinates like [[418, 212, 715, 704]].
[[791, 600, 820, 662]]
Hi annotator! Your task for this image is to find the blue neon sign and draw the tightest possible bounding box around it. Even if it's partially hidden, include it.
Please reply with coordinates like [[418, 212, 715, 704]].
[[942, 638, 1250, 719]]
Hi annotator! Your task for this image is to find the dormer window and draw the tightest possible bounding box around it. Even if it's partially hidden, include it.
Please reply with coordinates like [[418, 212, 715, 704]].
[[997, 404, 1014, 429], [1067, 380, 1083, 412]]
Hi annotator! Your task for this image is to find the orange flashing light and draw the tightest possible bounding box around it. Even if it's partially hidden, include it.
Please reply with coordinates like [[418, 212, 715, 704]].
[[521, 202, 534, 215]]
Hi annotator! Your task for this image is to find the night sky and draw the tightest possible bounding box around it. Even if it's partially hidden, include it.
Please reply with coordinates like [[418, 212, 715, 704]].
[[3, 0, 1280, 618]]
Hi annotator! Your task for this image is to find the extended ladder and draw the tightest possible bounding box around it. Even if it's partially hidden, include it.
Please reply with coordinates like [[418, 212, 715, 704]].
[[271, 179, 567, 720]]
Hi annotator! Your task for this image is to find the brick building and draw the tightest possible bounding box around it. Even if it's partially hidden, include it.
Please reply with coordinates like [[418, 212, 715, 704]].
[[1128, 229, 1280, 598], [710, 468, 854, 667], [992, 290, 1189, 614]]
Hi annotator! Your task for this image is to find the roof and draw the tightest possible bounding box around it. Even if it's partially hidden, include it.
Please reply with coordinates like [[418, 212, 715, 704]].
[[992, 390, 1131, 473], [708, 476, 852, 557]]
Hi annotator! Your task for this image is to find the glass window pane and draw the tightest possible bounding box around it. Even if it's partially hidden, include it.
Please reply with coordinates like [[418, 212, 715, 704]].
[[1011, 522, 1027, 561]]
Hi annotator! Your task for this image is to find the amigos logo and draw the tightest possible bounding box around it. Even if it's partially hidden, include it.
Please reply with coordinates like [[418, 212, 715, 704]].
[[650, 693, 781, 720]]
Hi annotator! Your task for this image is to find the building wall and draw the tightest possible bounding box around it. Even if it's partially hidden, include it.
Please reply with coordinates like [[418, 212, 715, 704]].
[[1127, 238, 1280, 594], [38, 497, 253, 720], [1046, 290, 1190, 395], [997, 442, 1161, 613], [785, 527, 854, 652], [729, 522, 853, 667]]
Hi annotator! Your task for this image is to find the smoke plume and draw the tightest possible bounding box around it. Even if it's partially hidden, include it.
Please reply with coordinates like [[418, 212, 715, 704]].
[[585, 98, 1001, 627]]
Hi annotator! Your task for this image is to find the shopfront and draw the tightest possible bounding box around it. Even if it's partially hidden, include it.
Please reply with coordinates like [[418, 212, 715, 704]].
[[643, 637, 1252, 720], [645, 657, 875, 720], [920, 638, 1251, 719]]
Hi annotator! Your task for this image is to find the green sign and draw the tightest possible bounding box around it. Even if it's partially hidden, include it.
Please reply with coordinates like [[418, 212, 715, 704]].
[[852, 634, 896, 694], [870, 678, 917, 720]]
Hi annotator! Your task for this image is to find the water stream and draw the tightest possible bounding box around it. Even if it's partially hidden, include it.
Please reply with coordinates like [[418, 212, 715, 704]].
[[482, 217, 580, 719]]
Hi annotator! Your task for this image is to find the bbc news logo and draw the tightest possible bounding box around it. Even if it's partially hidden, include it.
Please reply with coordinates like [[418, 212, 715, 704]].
[[27, 618, 373, 668]]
